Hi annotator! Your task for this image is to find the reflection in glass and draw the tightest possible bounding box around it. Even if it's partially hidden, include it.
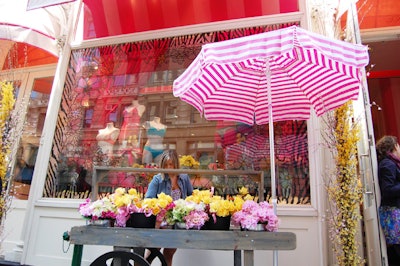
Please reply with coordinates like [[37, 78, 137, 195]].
[[46, 22, 309, 204], [11, 77, 52, 200]]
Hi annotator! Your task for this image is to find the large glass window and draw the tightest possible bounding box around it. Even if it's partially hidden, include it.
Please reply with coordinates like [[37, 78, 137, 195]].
[[46, 22, 310, 205], [11, 76, 52, 200]]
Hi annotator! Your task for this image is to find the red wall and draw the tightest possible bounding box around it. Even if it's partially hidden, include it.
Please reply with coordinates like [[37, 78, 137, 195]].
[[368, 78, 400, 140]]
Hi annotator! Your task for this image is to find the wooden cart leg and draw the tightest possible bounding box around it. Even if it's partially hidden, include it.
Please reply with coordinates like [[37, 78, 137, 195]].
[[133, 248, 145, 266], [71, 244, 83, 266], [243, 250, 254, 266], [234, 250, 241, 266]]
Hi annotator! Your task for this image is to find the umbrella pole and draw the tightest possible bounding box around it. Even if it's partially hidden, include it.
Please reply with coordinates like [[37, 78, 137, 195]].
[[269, 109, 279, 266], [269, 117, 277, 214], [266, 60, 277, 215], [266, 60, 278, 266]]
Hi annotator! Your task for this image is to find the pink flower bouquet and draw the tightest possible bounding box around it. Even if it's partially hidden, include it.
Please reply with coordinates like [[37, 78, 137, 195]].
[[165, 199, 209, 230], [78, 197, 117, 221], [231, 200, 279, 231], [78, 187, 174, 227], [184, 209, 209, 230]]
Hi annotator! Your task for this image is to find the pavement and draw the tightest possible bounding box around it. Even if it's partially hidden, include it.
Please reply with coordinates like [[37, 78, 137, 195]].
[[0, 260, 31, 266]]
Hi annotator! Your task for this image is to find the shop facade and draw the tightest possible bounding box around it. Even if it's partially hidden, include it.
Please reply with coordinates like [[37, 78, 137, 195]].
[[1, 0, 399, 265]]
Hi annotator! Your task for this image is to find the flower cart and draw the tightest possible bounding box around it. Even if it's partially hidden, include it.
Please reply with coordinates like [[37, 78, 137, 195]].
[[69, 166, 292, 265], [68, 225, 296, 266]]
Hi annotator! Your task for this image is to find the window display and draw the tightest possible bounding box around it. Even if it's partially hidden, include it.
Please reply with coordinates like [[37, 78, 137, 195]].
[[45, 22, 310, 205]]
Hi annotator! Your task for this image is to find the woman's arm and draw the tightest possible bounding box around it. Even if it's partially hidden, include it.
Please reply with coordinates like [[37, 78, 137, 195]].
[[180, 174, 193, 198], [145, 174, 162, 198]]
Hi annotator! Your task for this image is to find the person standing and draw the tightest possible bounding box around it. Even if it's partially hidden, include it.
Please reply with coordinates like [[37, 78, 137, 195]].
[[376, 135, 400, 266], [145, 149, 193, 266]]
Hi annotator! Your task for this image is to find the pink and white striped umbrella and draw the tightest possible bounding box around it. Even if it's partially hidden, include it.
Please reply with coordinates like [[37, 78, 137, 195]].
[[173, 25, 369, 125], [173, 25, 369, 214]]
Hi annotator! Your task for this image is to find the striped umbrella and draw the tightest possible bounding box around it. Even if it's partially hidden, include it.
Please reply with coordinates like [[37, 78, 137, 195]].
[[173, 25, 369, 214]]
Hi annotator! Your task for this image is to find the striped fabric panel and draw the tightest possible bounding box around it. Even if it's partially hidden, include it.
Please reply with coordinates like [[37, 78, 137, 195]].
[[226, 132, 309, 163]]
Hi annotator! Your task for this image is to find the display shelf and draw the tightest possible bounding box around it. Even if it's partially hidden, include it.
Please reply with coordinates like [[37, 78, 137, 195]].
[[92, 166, 264, 200]]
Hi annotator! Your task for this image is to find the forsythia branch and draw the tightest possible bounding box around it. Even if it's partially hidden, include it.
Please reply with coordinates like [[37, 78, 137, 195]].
[[323, 101, 365, 266]]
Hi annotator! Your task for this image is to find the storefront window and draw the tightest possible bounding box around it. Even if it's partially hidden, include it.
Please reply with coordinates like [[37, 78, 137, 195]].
[[45, 22, 310, 205], [11, 77, 52, 199]]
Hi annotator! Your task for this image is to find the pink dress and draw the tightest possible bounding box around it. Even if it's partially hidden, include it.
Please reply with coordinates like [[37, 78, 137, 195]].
[[119, 107, 141, 141]]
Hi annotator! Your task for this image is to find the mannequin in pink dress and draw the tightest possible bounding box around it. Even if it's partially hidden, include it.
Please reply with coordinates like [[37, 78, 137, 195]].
[[118, 99, 146, 147]]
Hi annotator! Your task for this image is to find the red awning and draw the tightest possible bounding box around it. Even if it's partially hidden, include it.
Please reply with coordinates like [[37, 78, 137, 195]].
[[81, 0, 299, 40]]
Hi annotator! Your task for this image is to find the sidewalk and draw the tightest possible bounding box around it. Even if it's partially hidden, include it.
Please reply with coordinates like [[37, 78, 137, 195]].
[[0, 260, 31, 266]]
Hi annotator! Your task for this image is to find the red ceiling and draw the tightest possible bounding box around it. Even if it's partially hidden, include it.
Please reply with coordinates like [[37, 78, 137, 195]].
[[361, 0, 400, 28], [2, 43, 58, 70], [341, 0, 400, 29]]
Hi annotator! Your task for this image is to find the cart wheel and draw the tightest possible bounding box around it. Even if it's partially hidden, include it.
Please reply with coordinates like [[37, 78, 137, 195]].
[[145, 248, 167, 266], [90, 250, 150, 266]]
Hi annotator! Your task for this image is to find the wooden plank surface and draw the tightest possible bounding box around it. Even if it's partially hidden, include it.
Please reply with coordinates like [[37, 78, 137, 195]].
[[69, 226, 296, 251]]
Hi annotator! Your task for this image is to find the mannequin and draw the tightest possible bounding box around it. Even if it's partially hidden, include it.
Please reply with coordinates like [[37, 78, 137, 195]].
[[96, 122, 120, 156], [143, 117, 167, 164], [118, 99, 146, 144]]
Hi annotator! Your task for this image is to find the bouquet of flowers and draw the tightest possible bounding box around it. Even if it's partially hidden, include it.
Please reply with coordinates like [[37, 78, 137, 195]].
[[231, 200, 279, 232], [184, 189, 243, 230], [208, 196, 237, 217], [165, 199, 209, 230], [78, 187, 175, 227], [185, 189, 213, 205], [186, 188, 248, 219], [179, 155, 200, 169], [112, 187, 173, 227], [78, 196, 118, 221]]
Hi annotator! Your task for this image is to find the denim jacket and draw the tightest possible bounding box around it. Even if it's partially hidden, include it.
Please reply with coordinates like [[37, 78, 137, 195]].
[[145, 173, 193, 199]]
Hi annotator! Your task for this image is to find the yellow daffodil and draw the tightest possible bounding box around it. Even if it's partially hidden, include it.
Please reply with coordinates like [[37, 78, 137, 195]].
[[0, 81, 15, 220]]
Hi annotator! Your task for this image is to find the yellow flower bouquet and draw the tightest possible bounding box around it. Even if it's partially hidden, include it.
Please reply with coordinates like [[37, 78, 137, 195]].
[[184, 188, 248, 230], [179, 155, 200, 169], [108, 187, 173, 227]]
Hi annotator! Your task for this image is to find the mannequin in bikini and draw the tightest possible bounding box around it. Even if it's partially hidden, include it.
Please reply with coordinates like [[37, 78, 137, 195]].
[[119, 99, 146, 147], [143, 117, 167, 165], [96, 122, 120, 156]]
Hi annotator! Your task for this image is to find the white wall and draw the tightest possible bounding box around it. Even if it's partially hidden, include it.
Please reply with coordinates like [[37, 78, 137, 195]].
[[1, 199, 27, 261]]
